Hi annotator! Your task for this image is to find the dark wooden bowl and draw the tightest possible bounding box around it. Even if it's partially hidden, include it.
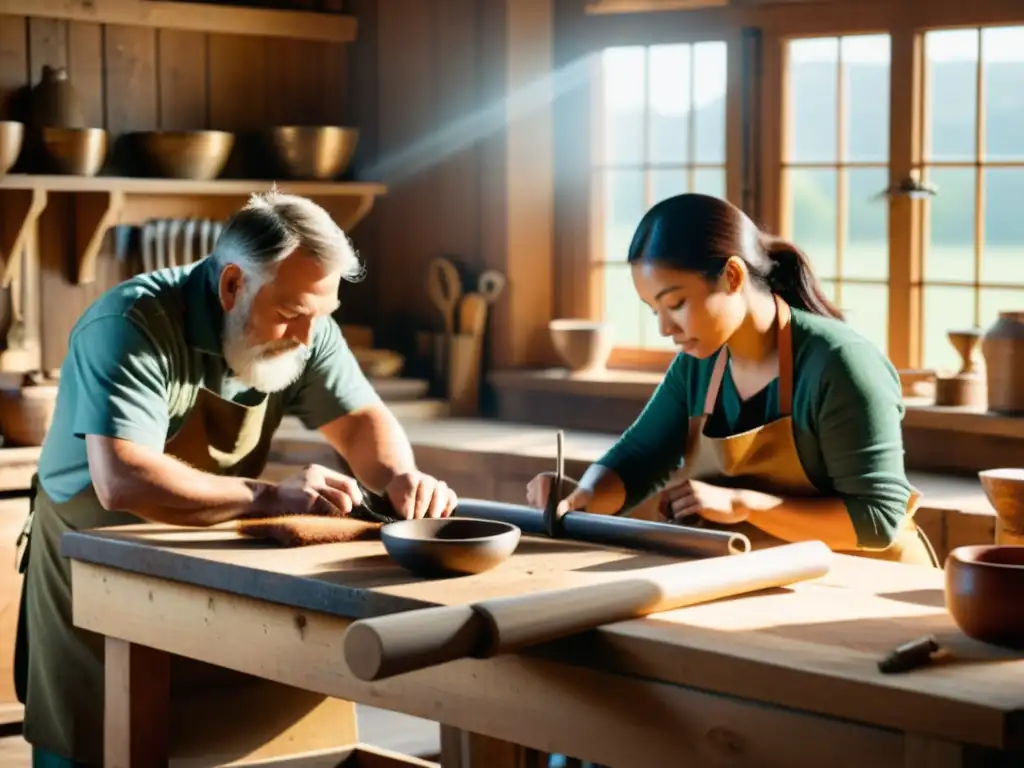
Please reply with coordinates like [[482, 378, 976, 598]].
[[381, 517, 521, 578], [946, 544, 1024, 648]]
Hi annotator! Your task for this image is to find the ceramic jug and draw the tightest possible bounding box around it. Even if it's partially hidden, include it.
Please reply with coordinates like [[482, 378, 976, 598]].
[[29, 65, 85, 128], [981, 311, 1024, 414]]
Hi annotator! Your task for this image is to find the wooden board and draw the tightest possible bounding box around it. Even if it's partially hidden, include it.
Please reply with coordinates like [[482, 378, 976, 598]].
[[62, 522, 1024, 752]]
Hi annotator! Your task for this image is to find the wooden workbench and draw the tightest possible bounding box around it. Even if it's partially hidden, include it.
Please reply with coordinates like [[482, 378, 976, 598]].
[[62, 522, 1024, 767]]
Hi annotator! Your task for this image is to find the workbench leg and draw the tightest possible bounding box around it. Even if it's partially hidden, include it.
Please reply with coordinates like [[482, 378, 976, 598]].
[[439, 725, 547, 768], [104, 636, 170, 768]]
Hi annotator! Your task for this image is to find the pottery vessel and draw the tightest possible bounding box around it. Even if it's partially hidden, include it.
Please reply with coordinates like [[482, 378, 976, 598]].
[[381, 518, 521, 578], [982, 312, 1024, 414], [945, 544, 1024, 648], [979, 468, 1024, 545], [549, 319, 614, 373], [29, 66, 86, 128]]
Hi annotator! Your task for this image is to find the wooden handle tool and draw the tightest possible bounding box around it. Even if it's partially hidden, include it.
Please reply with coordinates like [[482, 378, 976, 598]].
[[426, 257, 462, 336], [343, 540, 832, 682], [458, 291, 489, 337]]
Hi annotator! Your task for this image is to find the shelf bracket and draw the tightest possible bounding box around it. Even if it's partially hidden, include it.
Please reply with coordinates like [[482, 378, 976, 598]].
[[75, 190, 126, 285], [0, 188, 48, 290]]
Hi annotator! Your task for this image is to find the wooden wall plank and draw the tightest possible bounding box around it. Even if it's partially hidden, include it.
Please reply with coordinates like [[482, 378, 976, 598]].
[[67, 22, 105, 129], [157, 29, 209, 131], [103, 25, 158, 134], [0, 16, 28, 118]]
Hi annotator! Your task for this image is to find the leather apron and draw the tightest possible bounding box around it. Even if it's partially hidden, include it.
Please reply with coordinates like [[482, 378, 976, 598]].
[[670, 296, 939, 568], [13, 387, 337, 765]]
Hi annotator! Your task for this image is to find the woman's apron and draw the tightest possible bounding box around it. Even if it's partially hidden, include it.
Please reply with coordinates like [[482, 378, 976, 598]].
[[14, 386, 344, 765], [670, 296, 939, 568]]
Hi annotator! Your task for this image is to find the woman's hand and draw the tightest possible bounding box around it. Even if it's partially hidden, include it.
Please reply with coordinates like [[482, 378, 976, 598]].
[[659, 479, 748, 525], [526, 472, 590, 511]]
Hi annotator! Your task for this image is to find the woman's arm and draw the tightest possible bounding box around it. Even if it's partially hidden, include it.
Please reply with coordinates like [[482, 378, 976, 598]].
[[736, 340, 912, 549], [582, 355, 693, 514]]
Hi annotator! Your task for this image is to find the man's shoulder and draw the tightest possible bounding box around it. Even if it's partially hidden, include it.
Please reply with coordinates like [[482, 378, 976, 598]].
[[72, 267, 190, 345]]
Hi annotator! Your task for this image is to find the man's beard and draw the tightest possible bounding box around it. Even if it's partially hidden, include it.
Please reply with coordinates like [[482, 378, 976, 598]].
[[222, 288, 310, 394]]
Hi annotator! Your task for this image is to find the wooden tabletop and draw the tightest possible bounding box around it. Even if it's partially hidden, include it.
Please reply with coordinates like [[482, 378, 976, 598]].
[[62, 522, 1024, 749]]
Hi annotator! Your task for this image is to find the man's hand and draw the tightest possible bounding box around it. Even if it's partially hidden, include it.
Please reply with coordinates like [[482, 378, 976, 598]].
[[385, 471, 457, 519], [659, 478, 748, 525], [253, 464, 365, 517]]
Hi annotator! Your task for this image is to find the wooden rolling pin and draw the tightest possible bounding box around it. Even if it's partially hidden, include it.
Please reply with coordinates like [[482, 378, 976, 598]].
[[343, 540, 832, 682]]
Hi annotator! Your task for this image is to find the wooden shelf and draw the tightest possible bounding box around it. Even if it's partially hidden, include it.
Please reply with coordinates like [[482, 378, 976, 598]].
[[0, 175, 386, 284], [0, 0, 357, 44]]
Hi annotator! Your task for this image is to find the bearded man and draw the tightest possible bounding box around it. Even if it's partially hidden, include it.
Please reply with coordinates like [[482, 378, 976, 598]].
[[17, 190, 457, 766]]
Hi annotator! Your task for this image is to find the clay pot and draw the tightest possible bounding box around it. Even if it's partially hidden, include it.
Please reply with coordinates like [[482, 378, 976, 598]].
[[0, 371, 60, 447], [982, 312, 1024, 414], [946, 545, 1024, 649], [549, 319, 614, 373], [29, 66, 86, 128], [381, 518, 521, 578]]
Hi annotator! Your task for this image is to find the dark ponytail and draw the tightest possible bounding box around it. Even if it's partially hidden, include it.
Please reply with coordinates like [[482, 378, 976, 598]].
[[763, 239, 843, 320], [627, 193, 844, 321]]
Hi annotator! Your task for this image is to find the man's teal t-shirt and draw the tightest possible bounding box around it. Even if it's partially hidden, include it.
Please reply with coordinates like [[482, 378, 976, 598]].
[[37, 258, 381, 503]]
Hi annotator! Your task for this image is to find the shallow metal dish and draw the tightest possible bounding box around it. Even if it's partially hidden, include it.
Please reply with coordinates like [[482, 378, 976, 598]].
[[381, 517, 521, 578]]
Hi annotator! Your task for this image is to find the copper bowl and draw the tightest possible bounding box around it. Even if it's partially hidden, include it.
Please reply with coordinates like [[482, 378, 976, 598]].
[[945, 544, 1024, 648], [40, 127, 107, 176], [130, 130, 234, 180], [0, 121, 24, 175], [0, 381, 59, 447], [257, 125, 358, 180]]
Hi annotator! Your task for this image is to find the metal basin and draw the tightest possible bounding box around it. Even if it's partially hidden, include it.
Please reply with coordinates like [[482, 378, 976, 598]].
[[381, 517, 521, 578], [257, 125, 358, 180], [40, 127, 107, 176], [129, 129, 235, 180], [0, 121, 24, 175]]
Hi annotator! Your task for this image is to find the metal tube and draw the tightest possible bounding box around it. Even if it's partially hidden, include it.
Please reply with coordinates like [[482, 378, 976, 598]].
[[454, 499, 749, 558]]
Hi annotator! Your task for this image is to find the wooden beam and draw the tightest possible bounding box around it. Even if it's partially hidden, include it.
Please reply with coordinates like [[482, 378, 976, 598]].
[[0, 0, 357, 44]]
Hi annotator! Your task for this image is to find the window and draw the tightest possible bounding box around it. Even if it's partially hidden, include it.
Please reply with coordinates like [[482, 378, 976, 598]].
[[592, 41, 728, 363], [782, 34, 892, 355], [919, 26, 1024, 373]]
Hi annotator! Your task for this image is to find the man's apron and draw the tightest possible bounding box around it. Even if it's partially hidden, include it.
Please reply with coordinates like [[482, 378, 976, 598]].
[[13, 386, 346, 765], [670, 296, 939, 567]]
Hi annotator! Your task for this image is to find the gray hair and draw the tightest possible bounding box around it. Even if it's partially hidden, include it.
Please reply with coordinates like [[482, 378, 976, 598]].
[[212, 188, 364, 283]]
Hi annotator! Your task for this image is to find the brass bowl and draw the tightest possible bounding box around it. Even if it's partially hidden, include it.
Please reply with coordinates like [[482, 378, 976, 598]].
[[257, 125, 358, 180], [130, 130, 235, 180], [40, 127, 107, 176], [0, 121, 24, 175]]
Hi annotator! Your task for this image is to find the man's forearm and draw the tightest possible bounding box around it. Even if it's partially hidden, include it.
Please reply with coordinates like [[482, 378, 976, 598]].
[[87, 435, 270, 526], [319, 404, 417, 493]]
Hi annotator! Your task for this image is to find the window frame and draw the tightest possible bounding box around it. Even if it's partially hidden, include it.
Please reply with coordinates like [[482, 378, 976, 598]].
[[566, 0, 1024, 373]]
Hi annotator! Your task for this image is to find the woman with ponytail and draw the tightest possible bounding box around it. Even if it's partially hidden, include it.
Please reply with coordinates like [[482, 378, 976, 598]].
[[527, 193, 937, 566]]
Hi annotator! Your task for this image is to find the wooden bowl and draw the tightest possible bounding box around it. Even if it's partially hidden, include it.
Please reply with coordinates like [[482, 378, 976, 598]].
[[549, 319, 614, 372], [256, 125, 358, 180], [0, 382, 58, 447], [40, 127, 107, 176], [381, 518, 521, 578], [353, 348, 403, 378], [946, 545, 1024, 648], [979, 468, 1024, 534], [0, 121, 24, 175], [129, 130, 235, 180]]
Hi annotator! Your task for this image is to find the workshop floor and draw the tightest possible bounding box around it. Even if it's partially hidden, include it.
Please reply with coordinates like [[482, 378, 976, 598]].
[[0, 705, 441, 766]]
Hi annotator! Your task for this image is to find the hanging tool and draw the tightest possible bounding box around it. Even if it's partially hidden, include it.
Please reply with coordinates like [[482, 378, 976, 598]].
[[153, 219, 168, 270], [140, 221, 155, 274], [199, 219, 212, 259], [477, 269, 506, 305], [167, 218, 182, 268], [183, 219, 197, 265]]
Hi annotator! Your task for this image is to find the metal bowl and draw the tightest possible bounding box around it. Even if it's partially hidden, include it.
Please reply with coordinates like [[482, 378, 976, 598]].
[[381, 518, 521, 578], [40, 127, 107, 176], [0, 121, 24, 175], [129, 130, 235, 180], [257, 125, 358, 180]]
